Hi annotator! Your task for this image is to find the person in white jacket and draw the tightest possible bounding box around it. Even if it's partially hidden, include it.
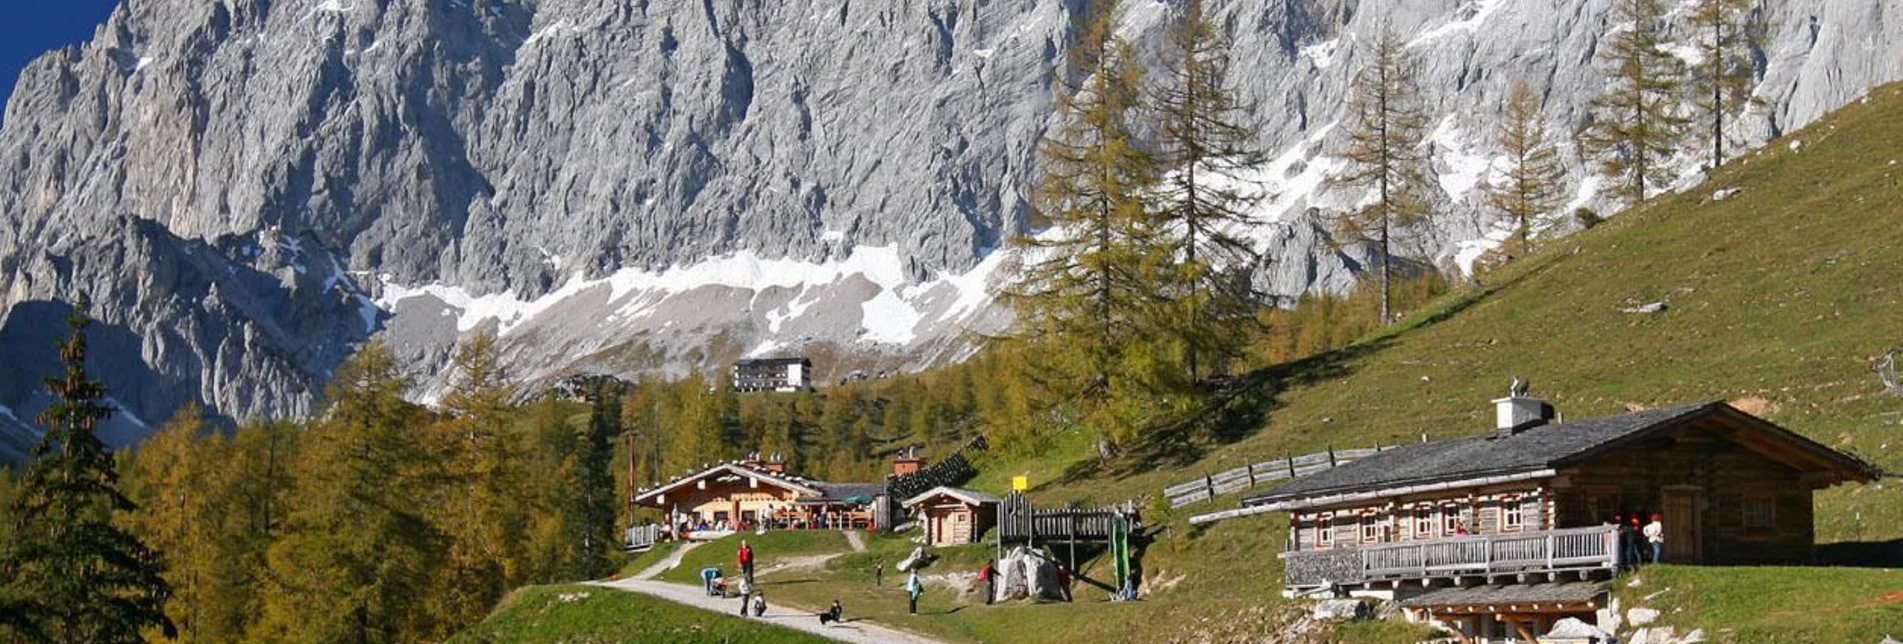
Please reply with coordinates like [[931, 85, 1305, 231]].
[[1643, 513, 1665, 563]]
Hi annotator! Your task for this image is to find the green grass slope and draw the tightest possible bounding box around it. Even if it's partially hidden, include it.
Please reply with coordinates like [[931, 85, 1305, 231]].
[[449, 584, 833, 644], [971, 84, 1903, 640]]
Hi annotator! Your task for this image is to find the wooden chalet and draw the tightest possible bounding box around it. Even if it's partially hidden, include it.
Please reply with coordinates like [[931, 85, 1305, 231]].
[[631, 455, 888, 538], [1235, 391, 1878, 642], [903, 486, 1001, 546]]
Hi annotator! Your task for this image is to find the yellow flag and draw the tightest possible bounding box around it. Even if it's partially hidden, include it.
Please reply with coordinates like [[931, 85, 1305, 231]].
[[1011, 475, 1029, 492]]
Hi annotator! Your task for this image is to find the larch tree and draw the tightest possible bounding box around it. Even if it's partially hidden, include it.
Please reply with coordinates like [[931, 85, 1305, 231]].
[[1012, 0, 1158, 455], [1583, 0, 1687, 204], [1150, 0, 1267, 383], [429, 330, 523, 632], [0, 301, 174, 643], [1687, 0, 1765, 170], [1484, 82, 1569, 257], [1333, 27, 1432, 325], [124, 403, 241, 643], [256, 341, 442, 644]]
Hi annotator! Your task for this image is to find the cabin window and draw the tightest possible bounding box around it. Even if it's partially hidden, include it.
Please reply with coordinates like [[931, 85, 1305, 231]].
[[1442, 505, 1465, 534], [1743, 496, 1775, 532], [1502, 500, 1524, 531], [1520, 498, 1544, 530], [1317, 515, 1333, 546], [1413, 507, 1435, 538], [1361, 514, 1381, 543]]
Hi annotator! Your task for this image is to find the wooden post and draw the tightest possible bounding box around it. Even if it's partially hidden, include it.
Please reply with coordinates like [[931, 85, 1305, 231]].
[[1328, 446, 1338, 468], [1287, 455, 1297, 478]]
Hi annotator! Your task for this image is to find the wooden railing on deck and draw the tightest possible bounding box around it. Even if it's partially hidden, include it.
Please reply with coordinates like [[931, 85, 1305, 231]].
[[623, 524, 661, 551], [1283, 525, 1620, 588]]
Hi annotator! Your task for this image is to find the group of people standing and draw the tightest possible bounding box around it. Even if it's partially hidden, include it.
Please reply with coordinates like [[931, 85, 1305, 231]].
[[1613, 513, 1667, 568]]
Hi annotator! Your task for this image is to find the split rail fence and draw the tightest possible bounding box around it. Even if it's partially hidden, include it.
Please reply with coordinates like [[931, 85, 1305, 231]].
[[1162, 445, 1396, 509]]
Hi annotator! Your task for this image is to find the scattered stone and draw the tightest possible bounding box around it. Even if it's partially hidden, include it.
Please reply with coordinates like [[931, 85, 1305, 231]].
[[1712, 187, 1742, 201], [1547, 617, 1610, 640], [1598, 597, 1625, 634], [1311, 598, 1371, 621], [1620, 301, 1669, 314], [1629, 606, 1661, 626], [1682, 628, 1707, 643]]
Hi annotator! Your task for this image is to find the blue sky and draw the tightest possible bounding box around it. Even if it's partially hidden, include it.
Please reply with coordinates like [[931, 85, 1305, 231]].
[[0, 0, 120, 127]]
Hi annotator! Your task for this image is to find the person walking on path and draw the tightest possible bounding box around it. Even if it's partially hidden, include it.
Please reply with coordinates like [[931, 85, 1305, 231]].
[[875, 559, 884, 587], [701, 566, 722, 596], [739, 540, 756, 582], [979, 560, 995, 605], [820, 599, 845, 625], [1644, 513, 1665, 563], [905, 571, 923, 615], [736, 576, 754, 615]]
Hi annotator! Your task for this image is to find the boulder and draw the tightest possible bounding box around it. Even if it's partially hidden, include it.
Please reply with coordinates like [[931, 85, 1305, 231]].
[[1628, 607, 1661, 626], [1310, 599, 1371, 621]]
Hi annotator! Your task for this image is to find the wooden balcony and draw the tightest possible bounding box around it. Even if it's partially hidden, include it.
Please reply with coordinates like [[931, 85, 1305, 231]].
[[1282, 525, 1623, 591]]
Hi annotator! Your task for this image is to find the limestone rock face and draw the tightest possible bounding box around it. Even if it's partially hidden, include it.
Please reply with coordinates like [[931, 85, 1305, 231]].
[[2, 0, 1899, 458]]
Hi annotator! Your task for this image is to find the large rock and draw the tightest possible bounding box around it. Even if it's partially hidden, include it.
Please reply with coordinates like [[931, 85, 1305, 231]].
[[2, 0, 1900, 452], [1310, 598, 1370, 621]]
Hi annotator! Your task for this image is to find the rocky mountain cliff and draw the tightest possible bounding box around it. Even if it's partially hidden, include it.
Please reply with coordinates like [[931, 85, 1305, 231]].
[[1, 0, 1897, 461]]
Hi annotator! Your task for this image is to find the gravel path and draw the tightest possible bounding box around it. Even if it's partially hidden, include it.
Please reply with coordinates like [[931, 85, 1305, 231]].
[[591, 578, 950, 644]]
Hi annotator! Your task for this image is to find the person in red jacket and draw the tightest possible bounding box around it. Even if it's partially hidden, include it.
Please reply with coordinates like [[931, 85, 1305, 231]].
[[979, 560, 996, 605], [738, 540, 755, 582]]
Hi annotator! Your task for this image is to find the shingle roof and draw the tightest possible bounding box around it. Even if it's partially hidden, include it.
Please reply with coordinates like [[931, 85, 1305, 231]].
[[1397, 581, 1608, 608], [1244, 401, 1720, 506], [902, 486, 1003, 508], [812, 482, 888, 503]]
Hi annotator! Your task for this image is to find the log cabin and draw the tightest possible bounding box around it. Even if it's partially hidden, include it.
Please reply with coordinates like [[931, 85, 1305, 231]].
[[631, 454, 889, 538], [1238, 391, 1879, 642], [903, 486, 1000, 546]]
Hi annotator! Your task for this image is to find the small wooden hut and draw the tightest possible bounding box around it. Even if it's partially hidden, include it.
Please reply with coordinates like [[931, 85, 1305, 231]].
[[903, 486, 1000, 546]]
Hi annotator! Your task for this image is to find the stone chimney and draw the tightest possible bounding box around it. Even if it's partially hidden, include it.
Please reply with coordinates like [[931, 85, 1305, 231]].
[[741, 451, 763, 470], [765, 453, 786, 474], [1493, 378, 1556, 437]]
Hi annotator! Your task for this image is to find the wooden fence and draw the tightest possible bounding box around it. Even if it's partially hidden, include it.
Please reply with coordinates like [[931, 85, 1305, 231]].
[[623, 524, 662, 552], [1283, 525, 1620, 588], [996, 491, 1128, 544], [1161, 445, 1394, 509]]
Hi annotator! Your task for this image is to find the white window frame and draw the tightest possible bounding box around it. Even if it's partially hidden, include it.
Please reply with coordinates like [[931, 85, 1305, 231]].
[[1413, 507, 1435, 538], [1317, 515, 1334, 547], [1502, 498, 1524, 531]]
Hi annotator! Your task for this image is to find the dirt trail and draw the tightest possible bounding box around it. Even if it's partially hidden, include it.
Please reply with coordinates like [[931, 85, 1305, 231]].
[[591, 577, 950, 644], [633, 542, 700, 580]]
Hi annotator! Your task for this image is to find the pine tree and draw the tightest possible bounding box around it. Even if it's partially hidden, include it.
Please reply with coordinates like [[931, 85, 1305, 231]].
[[1687, 0, 1764, 170], [1150, 0, 1266, 382], [1484, 82, 1569, 257], [561, 383, 618, 580], [0, 301, 174, 643], [256, 341, 442, 643], [1333, 27, 1432, 324], [1583, 0, 1688, 204], [1012, 0, 1158, 453]]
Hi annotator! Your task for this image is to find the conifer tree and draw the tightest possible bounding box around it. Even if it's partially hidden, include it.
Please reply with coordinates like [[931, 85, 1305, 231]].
[[256, 341, 442, 643], [1485, 82, 1569, 257], [1687, 0, 1764, 170], [1150, 0, 1266, 382], [1013, 0, 1158, 453], [0, 301, 174, 643], [429, 331, 522, 632], [1333, 27, 1432, 324], [1583, 0, 1687, 204], [561, 383, 618, 580]]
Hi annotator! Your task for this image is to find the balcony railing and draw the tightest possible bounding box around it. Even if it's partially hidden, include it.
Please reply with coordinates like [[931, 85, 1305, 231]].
[[624, 524, 662, 551], [1282, 525, 1621, 589]]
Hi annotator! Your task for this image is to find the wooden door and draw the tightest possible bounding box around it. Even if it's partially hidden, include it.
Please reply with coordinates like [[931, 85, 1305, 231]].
[[1660, 489, 1702, 562]]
